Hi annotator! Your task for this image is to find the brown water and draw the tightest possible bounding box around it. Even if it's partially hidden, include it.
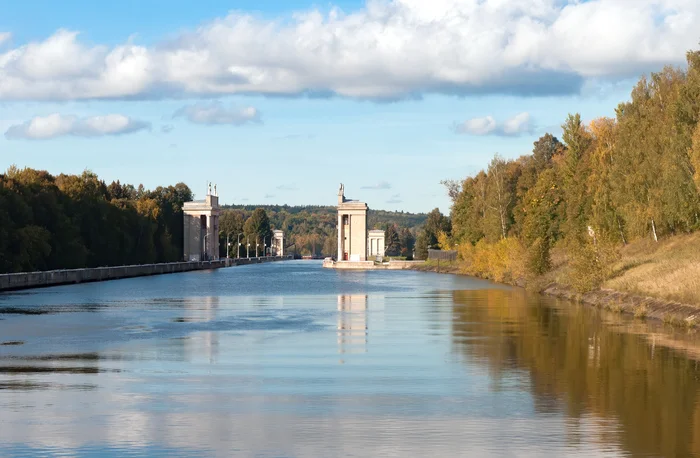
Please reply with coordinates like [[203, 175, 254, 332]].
[[0, 260, 699, 457]]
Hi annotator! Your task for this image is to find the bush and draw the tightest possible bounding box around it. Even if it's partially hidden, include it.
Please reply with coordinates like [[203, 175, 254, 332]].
[[526, 237, 551, 276], [458, 238, 526, 284], [567, 239, 620, 293]]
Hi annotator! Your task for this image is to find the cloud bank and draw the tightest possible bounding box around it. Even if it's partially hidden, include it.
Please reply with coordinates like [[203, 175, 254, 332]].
[[5, 113, 151, 140], [454, 112, 534, 136], [0, 0, 698, 101]]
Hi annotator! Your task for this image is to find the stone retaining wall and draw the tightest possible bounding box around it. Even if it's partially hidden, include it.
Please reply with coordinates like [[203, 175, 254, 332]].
[[0, 255, 293, 292]]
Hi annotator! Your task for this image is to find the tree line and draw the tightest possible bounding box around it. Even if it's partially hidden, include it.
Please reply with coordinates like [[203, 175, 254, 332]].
[[0, 167, 193, 274], [433, 49, 700, 289], [218, 205, 425, 259], [0, 166, 427, 272]]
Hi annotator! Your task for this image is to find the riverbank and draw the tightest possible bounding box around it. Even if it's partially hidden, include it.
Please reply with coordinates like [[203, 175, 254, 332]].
[[412, 234, 700, 328], [0, 255, 293, 292]]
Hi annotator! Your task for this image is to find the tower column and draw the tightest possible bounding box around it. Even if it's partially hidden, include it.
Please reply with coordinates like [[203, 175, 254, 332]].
[[337, 213, 343, 261]]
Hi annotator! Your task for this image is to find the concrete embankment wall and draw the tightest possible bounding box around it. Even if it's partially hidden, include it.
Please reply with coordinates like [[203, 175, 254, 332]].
[[0, 255, 293, 292], [542, 284, 700, 324], [229, 256, 292, 267], [323, 259, 426, 270]]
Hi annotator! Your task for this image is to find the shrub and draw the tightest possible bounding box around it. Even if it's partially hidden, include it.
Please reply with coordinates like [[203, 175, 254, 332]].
[[526, 236, 551, 276], [634, 305, 648, 319], [567, 238, 620, 293], [458, 238, 525, 284]]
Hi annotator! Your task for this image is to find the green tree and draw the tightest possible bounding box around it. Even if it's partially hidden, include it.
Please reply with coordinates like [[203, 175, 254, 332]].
[[561, 113, 593, 241], [613, 67, 699, 241], [385, 224, 401, 256], [219, 210, 246, 257], [399, 228, 416, 259], [423, 208, 451, 248], [532, 133, 563, 172], [451, 171, 487, 245], [521, 168, 564, 274], [244, 208, 272, 247], [415, 232, 429, 260]]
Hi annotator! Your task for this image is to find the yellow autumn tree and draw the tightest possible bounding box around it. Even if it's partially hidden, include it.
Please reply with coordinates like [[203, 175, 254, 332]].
[[691, 122, 700, 192]]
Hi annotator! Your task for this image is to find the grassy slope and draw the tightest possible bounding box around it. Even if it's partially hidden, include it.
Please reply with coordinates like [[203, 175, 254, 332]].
[[417, 233, 700, 310], [604, 232, 700, 306]]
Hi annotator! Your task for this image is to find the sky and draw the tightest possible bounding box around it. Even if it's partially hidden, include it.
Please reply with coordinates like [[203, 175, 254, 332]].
[[1, 0, 698, 214]]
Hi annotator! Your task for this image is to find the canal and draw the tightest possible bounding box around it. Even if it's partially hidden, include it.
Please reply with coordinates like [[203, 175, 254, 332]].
[[1, 260, 699, 457]]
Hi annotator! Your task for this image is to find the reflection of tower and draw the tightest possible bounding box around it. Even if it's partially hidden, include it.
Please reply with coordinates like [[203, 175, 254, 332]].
[[337, 295, 368, 358], [183, 296, 220, 364]]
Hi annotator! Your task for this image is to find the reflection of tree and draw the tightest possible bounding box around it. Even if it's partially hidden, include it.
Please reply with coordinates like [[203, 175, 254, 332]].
[[337, 295, 368, 358], [451, 289, 700, 458]]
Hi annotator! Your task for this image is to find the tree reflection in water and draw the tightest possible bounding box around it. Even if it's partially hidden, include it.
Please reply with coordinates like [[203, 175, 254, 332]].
[[451, 289, 700, 458]]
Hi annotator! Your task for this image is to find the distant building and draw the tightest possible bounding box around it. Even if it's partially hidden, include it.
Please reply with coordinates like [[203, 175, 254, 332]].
[[272, 230, 284, 256], [183, 183, 220, 262], [367, 230, 385, 258], [336, 184, 385, 262]]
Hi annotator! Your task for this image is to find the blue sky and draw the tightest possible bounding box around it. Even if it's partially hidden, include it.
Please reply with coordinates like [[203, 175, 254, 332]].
[[1, 0, 697, 214]]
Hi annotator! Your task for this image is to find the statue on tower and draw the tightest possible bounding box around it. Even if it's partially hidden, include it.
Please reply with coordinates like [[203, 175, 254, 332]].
[[208, 182, 212, 196], [338, 183, 345, 204]]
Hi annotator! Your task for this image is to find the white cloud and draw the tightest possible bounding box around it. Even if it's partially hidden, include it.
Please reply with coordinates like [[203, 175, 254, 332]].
[[454, 112, 534, 136], [501, 112, 534, 135], [173, 102, 260, 125], [5, 113, 151, 140], [0, 1, 698, 101], [0, 32, 10, 46], [454, 116, 498, 135]]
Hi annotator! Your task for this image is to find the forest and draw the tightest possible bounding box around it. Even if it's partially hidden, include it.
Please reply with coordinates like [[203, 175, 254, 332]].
[[434, 49, 700, 292], [0, 167, 192, 273]]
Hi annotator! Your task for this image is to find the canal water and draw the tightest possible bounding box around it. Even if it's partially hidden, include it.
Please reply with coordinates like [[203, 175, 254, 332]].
[[1, 260, 699, 457]]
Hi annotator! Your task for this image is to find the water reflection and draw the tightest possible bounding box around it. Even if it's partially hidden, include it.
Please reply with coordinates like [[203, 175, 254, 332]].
[[451, 288, 700, 458], [3, 263, 700, 456], [337, 294, 368, 358], [182, 296, 220, 364]]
